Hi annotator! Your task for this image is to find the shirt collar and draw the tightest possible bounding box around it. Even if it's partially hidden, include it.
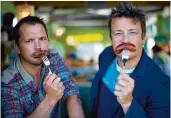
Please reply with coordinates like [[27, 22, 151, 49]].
[[16, 56, 34, 84]]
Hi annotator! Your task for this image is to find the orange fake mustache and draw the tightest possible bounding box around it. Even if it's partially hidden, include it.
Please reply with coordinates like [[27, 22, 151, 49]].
[[32, 50, 50, 58], [115, 42, 136, 54]]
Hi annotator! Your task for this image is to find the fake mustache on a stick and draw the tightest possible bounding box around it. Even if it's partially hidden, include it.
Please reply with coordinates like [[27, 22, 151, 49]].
[[115, 42, 136, 55]]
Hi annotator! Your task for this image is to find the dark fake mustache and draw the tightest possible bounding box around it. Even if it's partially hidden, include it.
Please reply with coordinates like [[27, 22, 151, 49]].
[[32, 50, 50, 58], [115, 42, 136, 54]]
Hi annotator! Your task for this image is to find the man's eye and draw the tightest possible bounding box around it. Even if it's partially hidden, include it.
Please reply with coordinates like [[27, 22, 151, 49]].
[[40, 38, 47, 40], [114, 33, 122, 36], [26, 39, 33, 43], [26, 40, 31, 43], [130, 32, 137, 35]]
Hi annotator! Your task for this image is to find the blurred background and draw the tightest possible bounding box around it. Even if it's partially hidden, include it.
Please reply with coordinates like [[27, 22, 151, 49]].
[[1, 1, 170, 118]]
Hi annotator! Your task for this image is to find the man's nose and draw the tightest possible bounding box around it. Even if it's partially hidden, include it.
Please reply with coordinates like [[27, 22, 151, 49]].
[[34, 40, 41, 50], [123, 34, 129, 43]]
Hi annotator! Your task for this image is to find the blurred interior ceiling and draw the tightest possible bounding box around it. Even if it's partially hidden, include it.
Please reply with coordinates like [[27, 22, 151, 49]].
[[14, 1, 170, 27]]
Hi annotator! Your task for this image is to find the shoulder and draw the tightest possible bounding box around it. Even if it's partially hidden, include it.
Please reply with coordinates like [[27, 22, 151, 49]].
[[99, 46, 113, 57], [2, 70, 22, 95], [49, 52, 64, 64], [99, 46, 114, 61], [49, 52, 70, 75], [1, 63, 20, 84], [49, 52, 66, 64], [49, 52, 61, 59]]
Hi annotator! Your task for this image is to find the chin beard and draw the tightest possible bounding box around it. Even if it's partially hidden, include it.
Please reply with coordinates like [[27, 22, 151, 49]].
[[31, 59, 43, 66], [32, 62, 42, 66], [23, 57, 43, 66]]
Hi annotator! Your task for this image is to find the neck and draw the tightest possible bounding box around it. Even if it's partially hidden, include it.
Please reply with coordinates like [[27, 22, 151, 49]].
[[20, 58, 42, 85], [117, 50, 143, 70]]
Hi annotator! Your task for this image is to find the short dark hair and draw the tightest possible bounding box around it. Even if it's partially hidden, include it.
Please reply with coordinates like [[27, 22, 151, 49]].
[[13, 15, 48, 46], [108, 2, 146, 39]]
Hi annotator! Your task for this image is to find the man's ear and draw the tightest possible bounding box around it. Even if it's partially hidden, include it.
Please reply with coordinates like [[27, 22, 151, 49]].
[[14, 43, 20, 54]]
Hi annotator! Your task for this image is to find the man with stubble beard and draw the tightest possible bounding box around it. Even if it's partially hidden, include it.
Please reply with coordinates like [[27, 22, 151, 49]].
[[91, 2, 170, 118], [2, 16, 84, 118]]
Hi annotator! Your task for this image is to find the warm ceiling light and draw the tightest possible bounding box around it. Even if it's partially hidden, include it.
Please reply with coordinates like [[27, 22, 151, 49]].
[[17, 5, 35, 20]]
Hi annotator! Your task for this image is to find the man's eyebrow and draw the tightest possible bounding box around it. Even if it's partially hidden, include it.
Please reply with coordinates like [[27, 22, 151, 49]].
[[39, 36, 47, 39], [25, 37, 34, 41], [129, 29, 136, 31], [114, 30, 122, 32]]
